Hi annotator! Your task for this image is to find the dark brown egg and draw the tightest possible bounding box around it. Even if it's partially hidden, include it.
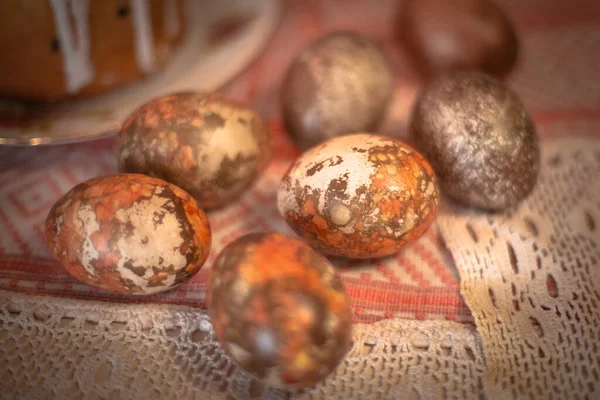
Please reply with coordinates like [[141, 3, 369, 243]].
[[116, 92, 271, 210], [410, 71, 539, 211], [281, 32, 394, 150], [396, 0, 519, 79], [207, 232, 352, 389], [278, 134, 439, 259], [45, 173, 211, 295]]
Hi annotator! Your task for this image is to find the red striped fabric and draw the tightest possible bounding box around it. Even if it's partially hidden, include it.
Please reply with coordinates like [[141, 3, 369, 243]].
[[1, 0, 598, 324]]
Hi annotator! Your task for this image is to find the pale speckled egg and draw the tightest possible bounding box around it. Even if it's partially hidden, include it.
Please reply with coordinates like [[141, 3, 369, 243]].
[[207, 232, 352, 389], [281, 31, 394, 150], [116, 92, 272, 210], [278, 134, 439, 259], [45, 173, 211, 295]]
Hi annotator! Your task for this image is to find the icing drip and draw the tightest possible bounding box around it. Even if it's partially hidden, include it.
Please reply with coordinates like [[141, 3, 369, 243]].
[[49, 0, 94, 93], [164, 0, 181, 39], [131, 0, 156, 73]]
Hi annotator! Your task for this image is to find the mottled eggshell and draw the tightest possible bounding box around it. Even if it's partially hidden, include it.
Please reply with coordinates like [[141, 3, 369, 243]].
[[281, 31, 394, 150], [278, 134, 439, 259], [116, 92, 271, 209], [45, 173, 211, 295], [410, 71, 539, 211], [207, 232, 352, 389], [396, 0, 519, 79]]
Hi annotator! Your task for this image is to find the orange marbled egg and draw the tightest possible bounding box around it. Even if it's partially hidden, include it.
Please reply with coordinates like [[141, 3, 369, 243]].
[[278, 134, 439, 259], [207, 232, 352, 389], [45, 173, 211, 295]]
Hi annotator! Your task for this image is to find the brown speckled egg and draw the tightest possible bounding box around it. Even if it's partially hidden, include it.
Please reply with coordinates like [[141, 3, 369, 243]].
[[278, 134, 439, 259], [410, 71, 539, 211], [45, 173, 211, 295], [116, 92, 271, 210], [396, 0, 519, 79], [207, 232, 352, 389], [281, 32, 394, 150]]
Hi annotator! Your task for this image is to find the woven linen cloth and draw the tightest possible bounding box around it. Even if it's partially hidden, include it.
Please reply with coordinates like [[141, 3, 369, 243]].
[[0, 291, 485, 399], [1, 0, 600, 398], [438, 137, 600, 400], [1, 138, 597, 400]]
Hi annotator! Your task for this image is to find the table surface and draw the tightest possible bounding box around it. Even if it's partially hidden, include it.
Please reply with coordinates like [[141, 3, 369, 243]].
[[1, 0, 599, 326]]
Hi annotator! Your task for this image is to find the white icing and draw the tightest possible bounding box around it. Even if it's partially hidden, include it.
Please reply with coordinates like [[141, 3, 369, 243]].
[[164, 0, 181, 39], [49, 0, 94, 93], [131, 0, 156, 73]]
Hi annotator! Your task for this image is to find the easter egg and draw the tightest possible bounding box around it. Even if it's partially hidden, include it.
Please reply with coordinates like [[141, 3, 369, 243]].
[[281, 31, 394, 150], [45, 173, 211, 294], [410, 71, 539, 210], [396, 0, 519, 79], [278, 134, 439, 259], [207, 232, 352, 388], [116, 92, 271, 209]]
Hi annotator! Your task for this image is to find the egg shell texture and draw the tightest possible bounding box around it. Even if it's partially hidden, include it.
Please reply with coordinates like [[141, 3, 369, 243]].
[[116, 92, 271, 209], [410, 71, 539, 210], [278, 134, 439, 259], [281, 32, 394, 150], [207, 232, 352, 389], [45, 174, 211, 295]]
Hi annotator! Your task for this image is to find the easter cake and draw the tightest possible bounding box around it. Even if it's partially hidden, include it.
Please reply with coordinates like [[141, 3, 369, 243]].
[[0, 0, 188, 101]]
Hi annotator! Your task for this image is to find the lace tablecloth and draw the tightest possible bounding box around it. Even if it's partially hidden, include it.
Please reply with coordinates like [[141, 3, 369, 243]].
[[1, 0, 600, 399]]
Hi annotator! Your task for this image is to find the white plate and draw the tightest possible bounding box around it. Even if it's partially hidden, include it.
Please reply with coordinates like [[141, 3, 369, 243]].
[[0, 0, 282, 146]]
